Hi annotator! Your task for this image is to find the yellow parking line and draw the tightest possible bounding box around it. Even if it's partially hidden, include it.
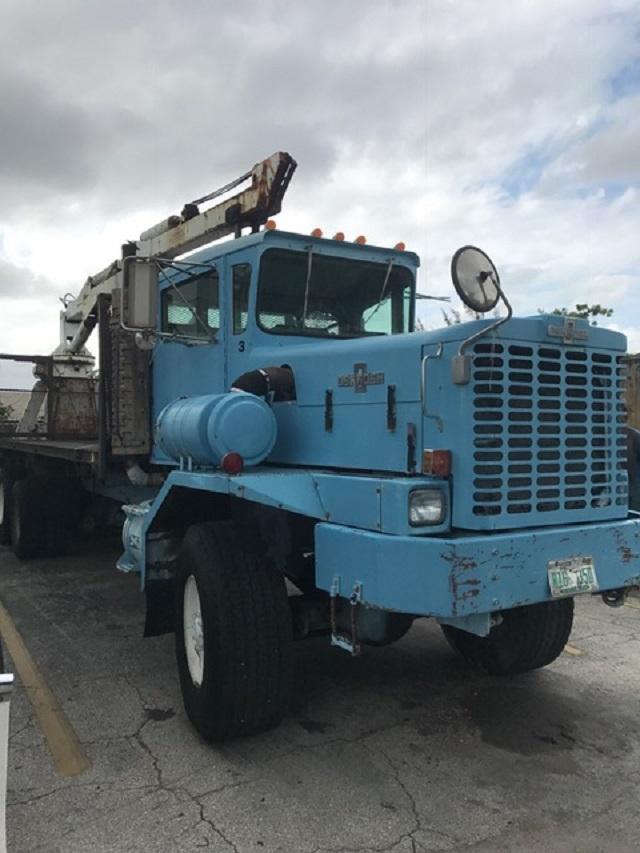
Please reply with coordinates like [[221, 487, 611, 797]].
[[624, 599, 640, 611], [0, 600, 91, 777], [564, 644, 584, 656]]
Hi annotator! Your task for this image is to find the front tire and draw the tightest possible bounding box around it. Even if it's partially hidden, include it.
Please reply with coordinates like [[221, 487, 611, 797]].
[[175, 521, 293, 740], [442, 598, 574, 675]]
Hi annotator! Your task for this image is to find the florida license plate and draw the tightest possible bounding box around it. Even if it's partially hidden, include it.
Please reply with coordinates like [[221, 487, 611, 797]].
[[548, 556, 598, 598]]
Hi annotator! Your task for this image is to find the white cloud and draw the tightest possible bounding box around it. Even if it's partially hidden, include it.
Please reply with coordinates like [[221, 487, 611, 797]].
[[0, 0, 639, 383]]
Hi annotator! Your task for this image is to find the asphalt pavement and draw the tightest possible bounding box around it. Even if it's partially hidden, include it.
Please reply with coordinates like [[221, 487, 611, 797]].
[[1, 536, 640, 853]]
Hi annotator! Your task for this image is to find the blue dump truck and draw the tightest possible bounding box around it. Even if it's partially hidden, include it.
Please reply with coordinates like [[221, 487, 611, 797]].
[[0, 152, 638, 740]]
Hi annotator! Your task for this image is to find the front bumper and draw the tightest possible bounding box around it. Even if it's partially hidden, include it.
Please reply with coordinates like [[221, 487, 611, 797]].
[[314, 514, 640, 617]]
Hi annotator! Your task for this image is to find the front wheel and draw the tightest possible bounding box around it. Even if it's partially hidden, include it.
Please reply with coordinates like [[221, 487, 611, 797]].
[[441, 598, 574, 675], [175, 520, 293, 740]]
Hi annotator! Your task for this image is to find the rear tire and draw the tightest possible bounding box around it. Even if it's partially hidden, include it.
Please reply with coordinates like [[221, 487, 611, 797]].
[[0, 469, 14, 546], [10, 479, 45, 559], [441, 599, 574, 675], [175, 520, 293, 740], [9, 477, 76, 559]]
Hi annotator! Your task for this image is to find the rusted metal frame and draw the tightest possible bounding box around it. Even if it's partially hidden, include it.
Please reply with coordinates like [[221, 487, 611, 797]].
[[45, 359, 56, 440], [139, 152, 297, 258], [97, 294, 112, 480], [329, 578, 362, 656]]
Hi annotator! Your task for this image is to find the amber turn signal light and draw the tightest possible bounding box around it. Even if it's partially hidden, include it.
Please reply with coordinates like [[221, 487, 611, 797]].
[[422, 449, 451, 477]]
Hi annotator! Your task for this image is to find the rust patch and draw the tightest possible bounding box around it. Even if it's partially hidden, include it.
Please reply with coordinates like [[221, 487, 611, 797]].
[[613, 528, 640, 564], [440, 549, 478, 572]]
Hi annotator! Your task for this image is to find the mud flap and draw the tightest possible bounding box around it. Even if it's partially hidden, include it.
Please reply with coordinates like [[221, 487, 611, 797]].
[[144, 579, 175, 637]]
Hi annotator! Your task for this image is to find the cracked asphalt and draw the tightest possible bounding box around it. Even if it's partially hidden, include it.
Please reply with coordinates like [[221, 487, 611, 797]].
[[2, 536, 640, 853]]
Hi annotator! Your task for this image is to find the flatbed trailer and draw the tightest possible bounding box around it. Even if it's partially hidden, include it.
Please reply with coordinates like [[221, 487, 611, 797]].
[[0, 437, 99, 465]]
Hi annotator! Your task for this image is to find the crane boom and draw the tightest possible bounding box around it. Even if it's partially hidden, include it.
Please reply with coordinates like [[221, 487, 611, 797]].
[[63, 152, 296, 327]]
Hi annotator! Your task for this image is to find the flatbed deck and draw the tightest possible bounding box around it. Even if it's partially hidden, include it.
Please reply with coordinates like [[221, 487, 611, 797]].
[[0, 436, 99, 464]]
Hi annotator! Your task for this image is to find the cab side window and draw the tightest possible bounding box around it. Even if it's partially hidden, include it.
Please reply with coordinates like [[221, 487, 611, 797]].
[[161, 270, 219, 338], [232, 264, 251, 334]]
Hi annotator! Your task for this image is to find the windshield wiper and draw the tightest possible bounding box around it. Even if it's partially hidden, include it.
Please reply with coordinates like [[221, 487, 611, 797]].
[[362, 258, 394, 327], [300, 245, 315, 329], [160, 265, 216, 342]]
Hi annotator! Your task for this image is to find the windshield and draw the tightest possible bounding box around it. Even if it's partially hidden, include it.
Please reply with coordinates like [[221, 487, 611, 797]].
[[257, 248, 414, 338]]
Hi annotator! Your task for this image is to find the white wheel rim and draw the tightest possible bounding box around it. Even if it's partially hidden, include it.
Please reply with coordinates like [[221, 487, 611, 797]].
[[183, 574, 205, 687]]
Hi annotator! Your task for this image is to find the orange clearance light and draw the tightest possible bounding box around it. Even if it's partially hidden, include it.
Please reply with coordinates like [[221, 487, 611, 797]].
[[394, 241, 406, 251], [333, 231, 345, 241], [355, 235, 367, 245], [265, 219, 277, 230], [311, 227, 323, 238], [423, 449, 452, 477], [221, 452, 244, 475]]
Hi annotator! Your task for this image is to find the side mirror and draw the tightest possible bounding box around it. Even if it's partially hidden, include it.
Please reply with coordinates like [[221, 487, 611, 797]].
[[450, 246, 500, 314], [121, 257, 158, 330]]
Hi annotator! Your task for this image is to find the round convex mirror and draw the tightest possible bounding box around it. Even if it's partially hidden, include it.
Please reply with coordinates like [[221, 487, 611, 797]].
[[450, 246, 500, 313]]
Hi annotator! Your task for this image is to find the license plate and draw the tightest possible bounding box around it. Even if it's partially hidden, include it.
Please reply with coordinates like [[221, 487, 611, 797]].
[[548, 556, 599, 598]]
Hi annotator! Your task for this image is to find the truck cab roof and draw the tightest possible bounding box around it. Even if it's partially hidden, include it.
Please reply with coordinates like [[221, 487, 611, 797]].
[[175, 227, 421, 270]]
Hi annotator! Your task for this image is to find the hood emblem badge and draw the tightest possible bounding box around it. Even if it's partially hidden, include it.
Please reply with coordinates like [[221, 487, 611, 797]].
[[338, 362, 385, 393]]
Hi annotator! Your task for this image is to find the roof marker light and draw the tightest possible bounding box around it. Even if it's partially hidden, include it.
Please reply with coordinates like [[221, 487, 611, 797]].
[[333, 231, 345, 241], [311, 227, 323, 238], [394, 241, 406, 251], [354, 235, 367, 245], [265, 220, 277, 230]]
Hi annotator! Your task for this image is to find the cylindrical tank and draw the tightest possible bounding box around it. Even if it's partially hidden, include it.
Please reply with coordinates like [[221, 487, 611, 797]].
[[155, 391, 277, 467]]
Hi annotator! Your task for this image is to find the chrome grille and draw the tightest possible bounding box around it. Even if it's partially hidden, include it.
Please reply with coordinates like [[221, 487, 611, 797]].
[[471, 342, 627, 522]]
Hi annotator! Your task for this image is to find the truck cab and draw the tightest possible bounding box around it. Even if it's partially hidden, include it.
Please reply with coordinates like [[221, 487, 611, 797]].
[[151, 229, 418, 473]]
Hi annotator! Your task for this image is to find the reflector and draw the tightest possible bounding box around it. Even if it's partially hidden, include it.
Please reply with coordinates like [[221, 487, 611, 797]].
[[221, 452, 244, 475]]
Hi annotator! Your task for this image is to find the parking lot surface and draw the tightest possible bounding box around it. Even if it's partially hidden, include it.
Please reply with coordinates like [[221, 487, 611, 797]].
[[1, 537, 640, 853]]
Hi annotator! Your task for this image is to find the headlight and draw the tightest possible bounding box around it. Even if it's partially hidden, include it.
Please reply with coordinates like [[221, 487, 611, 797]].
[[409, 489, 444, 526]]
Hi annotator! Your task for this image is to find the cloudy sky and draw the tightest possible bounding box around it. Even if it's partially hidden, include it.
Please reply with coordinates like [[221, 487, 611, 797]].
[[1, 0, 639, 388]]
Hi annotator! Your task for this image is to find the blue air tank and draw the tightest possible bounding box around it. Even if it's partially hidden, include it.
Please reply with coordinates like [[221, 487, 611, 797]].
[[155, 391, 277, 467]]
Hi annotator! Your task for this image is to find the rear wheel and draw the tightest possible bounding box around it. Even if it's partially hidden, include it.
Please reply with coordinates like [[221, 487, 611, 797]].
[[0, 469, 14, 546], [175, 520, 293, 740], [10, 477, 77, 559], [10, 479, 45, 559], [442, 598, 574, 675]]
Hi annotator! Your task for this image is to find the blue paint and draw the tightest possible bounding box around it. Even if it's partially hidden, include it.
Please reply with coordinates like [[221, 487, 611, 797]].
[[129, 467, 453, 584], [115, 227, 638, 631], [155, 391, 277, 467], [314, 515, 640, 617]]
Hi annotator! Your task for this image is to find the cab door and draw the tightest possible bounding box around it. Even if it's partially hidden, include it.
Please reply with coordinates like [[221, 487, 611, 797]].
[[225, 250, 257, 387], [150, 262, 225, 463]]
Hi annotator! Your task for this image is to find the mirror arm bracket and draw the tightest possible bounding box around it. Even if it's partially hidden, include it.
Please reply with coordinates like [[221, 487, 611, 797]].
[[452, 284, 513, 385]]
